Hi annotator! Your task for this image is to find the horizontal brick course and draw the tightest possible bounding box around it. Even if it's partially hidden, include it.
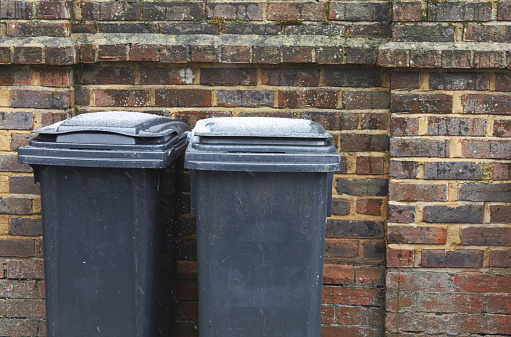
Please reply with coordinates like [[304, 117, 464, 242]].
[[388, 226, 447, 244], [326, 219, 385, 239], [460, 227, 511, 246], [421, 249, 484, 268], [423, 205, 484, 223], [424, 162, 483, 180]]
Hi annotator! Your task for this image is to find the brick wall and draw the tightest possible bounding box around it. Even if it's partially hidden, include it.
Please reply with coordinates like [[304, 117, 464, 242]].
[[0, 0, 509, 336]]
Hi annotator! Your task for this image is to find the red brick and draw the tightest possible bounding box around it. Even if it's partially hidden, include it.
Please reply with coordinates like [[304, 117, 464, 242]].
[[0, 240, 34, 257], [321, 326, 380, 337], [45, 46, 76, 65], [387, 249, 415, 268], [155, 89, 212, 107], [323, 264, 354, 284], [176, 281, 197, 301], [191, 46, 220, 63], [356, 157, 385, 175], [378, 48, 408, 67], [283, 46, 313, 63], [336, 305, 368, 325], [278, 89, 338, 109], [329, 2, 389, 21], [10, 133, 35, 151], [409, 49, 441, 68], [253, 46, 281, 64], [498, 2, 511, 20], [473, 50, 506, 68], [174, 111, 232, 128], [94, 89, 150, 107], [345, 46, 377, 64], [342, 91, 390, 110], [321, 305, 335, 324], [6, 259, 44, 279], [79, 66, 135, 85], [322, 286, 382, 306], [421, 249, 483, 268], [160, 45, 189, 63], [389, 160, 418, 179], [391, 71, 420, 89], [429, 2, 491, 21], [178, 302, 198, 321], [487, 294, 511, 314], [355, 266, 384, 286], [442, 50, 472, 68], [0, 279, 43, 299], [6, 22, 70, 37], [11, 89, 69, 109], [462, 94, 511, 114], [462, 139, 511, 159], [428, 116, 487, 136], [417, 292, 456, 313], [363, 241, 385, 260], [386, 271, 455, 292], [201, 68, 256, 86], [388, 204, 415, 223], [80, 45, 96, 63], [207, 3, 263, 21], [143, 2, 203, 21], [0, 68, 31, 86], [393, 2, 422, 21], [356, 198, 383, 215], [261, 68, 319, 87], [13, 47, 43, 64], [217, 90, 273, 107], [316, 46, 344, 65], [173, 321, 197, 336], [455, 273, 511, 293], [429, 72, 489, 91], [456, 293, 484, 314], [391, 93, 453, 114], [339, 134, 389, 152], [493, 163, 511, 180], [98, 44, 128, 61], [494, 119, 511, 137], [389, 182, 448, 201], [391, 116, 419, 136], [459, 182, 511, 202], [0, 318, 38, 335], [222, 46, 251, 64], [0, 47, 12, 64], [490, 250, 511, 267], [460, 227, 511, 246], [129, 44, 158, 62], [491, 205, 511, 223], [324, 239, 359, 259], [267, 2, 324, 21], [81, 1, 140, 21], [360, 113, 388, 130], [40, 69, 70, 87], [324, 69, 382, 87], [37, 1, 70, 19], [388, 226, 447, 244], [390, 139, 450, 158]]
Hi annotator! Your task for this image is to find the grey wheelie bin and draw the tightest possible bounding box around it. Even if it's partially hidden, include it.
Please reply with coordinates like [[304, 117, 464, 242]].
[[17, 111, 190, 337], [184, 117, 340, 337]]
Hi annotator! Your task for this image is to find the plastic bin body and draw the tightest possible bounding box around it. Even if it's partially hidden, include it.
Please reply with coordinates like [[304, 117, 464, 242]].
[[185, 117, 340, 337], [18, 111, 189, 337]]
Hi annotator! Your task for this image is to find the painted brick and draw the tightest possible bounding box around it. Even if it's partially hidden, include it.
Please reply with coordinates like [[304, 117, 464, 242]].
[[217, 90, 273, 107], [261, 68, 319, 87], [393, 25, 454, 42], [462, 139, 511, 159], [326, 219, 385, 239], [78, 66, 135, 85], [428, 2, 491, 21], [356, 157, 385, 175], [201, 68, 256, 86], [390, 139, 450, 158], [339, 134, 389, 152], [427, 116, 487, 136], [462, 94, 511, 114], [424, 162, 483, 180], [491, 205, 511, 223], [490, 250, 511, 267], [388, 204, 415, 223], [391, 72, 420, 90], [459, 183, 511, 202], [325, 240, 359, 258], [389, 160, 418, 179], [0, 240, 34, 257], [94, 89, 150, 107], [389, 182, 448, 201], [329, 2, 390, 21], [387, 249, 414, 267], [429, 72, 489, 90], [9, 217, 42, 237], [393, 2, 422, 21], [421, 249, 483, 268], [494, 119, 511, 137], [391, 116, 419, 136], [323, 264, 354, 285], [335, 178, 388, 196], [363, 241, 385, 260], [460, 227, 511, 246], [391, 94, 452, 114], [331, 198, 350, 216], [208, 3, 263, 21], [278, 89, 337, 109], [155, 89, 212, 107], [323, 69, 382, 87], [388, 226, 447, 244]]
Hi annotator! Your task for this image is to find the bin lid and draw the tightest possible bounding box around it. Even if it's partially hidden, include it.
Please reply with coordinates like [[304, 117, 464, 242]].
[[185, 117, 340, 172], [18, 111, 190, 168]]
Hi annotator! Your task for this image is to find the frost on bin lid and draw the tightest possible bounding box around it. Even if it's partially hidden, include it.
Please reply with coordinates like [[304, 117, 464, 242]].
[[192, 117, 331, 139], [35, 111, 188, 139]]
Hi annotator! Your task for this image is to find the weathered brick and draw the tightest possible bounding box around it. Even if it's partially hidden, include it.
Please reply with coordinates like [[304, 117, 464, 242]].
[[388, 204, 415, 223], [342, 91, 390, 110], [80, 45, 96, 63], [493, 163, 511, 180], [267, 2, 324, 21], [0, 68, 31, 86], [421, 249, 483, 268], [335, 178, 388, 196], [390, 139, 450, 158], [40, 69, 70, 87], [490, 250, 511, 268], [261, 68, 319, 87], [331, 197, 349, 216], [364, 241, 385, 260], [322, 285, 382, 306], [0, 153, 31, 172], [323, 69, 382, 87], [378, 48, 408, 67], [303, 111, 358, 131], [391, 94, 452, 114], [13, 47, 43, 64], [345, 46, 377, 65], [160, 45, 189, 63], [430, 72, 489, 90], [0, 239, 34, 257], [278, 89, 337, 108], [129, 44, 158, 62], [460, 183, 511, 202], [208, 3, 263, 21], [9, 176, 39, 195], [351, 23, 391, 38], [78, 66, 135, 85], [356, 198, 383, 215], [387, 249, 414, 267], [0, 298, 45, 318], [462, 139, 511, 159], [98, 44, 128, 62], [94, 89, 150, 107], [0, 318, 38, 336], [424, 161, 483, 180], [0, 112, 33, 130], [473, 50, 507, 68], [428, 116, 487, 136], [1, 1, 31, 19], [223, 24, 279, 35], [356, 156, 385, 175], [325, 239, 359, 258], [201, 68, 256, 86], [7, 22, 70, 37], [155, 89, 212, 107], [286, 25, 346, 36], [389, 160, 418, 179], [253, 46, 281, 64], [442, 50, 472, 69], [491, 205, 511, 223], [217, 90, 273, 107], [391, 117, 419, 136], [409, 49, 441, 68], [143, 2, 203, 21], [460, 227, 511, 246], [336, 305, 368, 325], [329, 2, 390, 21], [391, 72, 420, 90], [429, 2, 491, 21], [360, 113, 388, 130], [323, 264, 354, 285], [9, 217, 42, 237], [494, 119, 511, 137], [339, 134, 389, 152], [11, 89, 70, 109], [72, 23, 95, 34], [45, 46, 76, 65], [10, 133, 35, 151], [140, 67, 194, 85], [282, 46, 313, 63], [75, 89, 90, 106], [487, 294, 511, 314], [161, 23, 217, 35], [191, 46, 220, 63], [393, 25, 454, 42], [423, 205, 483, 223], [0, 279, 43, 298], [389, 182, 448, 201], [82, 1, 140, 21], [393, 2, 422, 21], [465, 25, 511, 43], [388, 226, 447, 244], [36, 1, 70, 19], [221, 46, 251, 64], [387, 271, 455, 291], [455, 273, 511, 293], [316, 46, 344, 65]]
